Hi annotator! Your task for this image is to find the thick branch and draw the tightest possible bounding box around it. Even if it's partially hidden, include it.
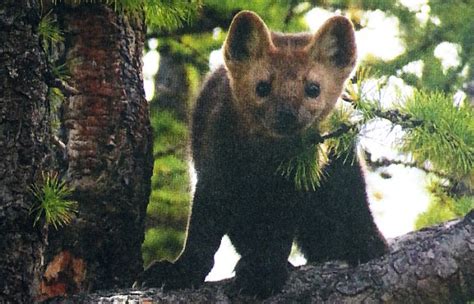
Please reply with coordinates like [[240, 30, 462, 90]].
[[45, 211, 474, 303]]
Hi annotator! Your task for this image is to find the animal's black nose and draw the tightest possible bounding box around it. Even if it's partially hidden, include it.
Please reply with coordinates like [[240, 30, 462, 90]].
[[275, 107, 298, 134]]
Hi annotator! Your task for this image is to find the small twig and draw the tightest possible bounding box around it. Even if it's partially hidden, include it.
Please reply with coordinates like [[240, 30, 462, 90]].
[[372, 109, 423, 129], [303, 107, 423, 148], [303, 123, 358, 146], [49, 78, 80, 96], [51, 135, 66, 152], [320, 123, 356, 141], [44, 66, 79, 97], [363, 151, 452, 181], [343, 92, 423, 129]]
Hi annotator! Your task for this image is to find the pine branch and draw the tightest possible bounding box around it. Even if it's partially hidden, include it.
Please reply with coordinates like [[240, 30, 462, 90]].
[[319, 123, 357, 143], [120, 0, 202, 30], [303, 107, 416, 148], [145, 6, 236, 39], [371, 109, 423, 129], [280, 89, 473, 191], [399, 90, 474, 178], [363, 151, 452, 181]]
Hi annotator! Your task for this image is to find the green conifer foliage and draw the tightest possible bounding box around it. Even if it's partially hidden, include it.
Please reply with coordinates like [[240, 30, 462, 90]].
[[400, 90, 473, 179]]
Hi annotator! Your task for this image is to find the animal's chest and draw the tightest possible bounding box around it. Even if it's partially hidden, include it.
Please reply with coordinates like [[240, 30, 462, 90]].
[[221, 149, 302, 207]]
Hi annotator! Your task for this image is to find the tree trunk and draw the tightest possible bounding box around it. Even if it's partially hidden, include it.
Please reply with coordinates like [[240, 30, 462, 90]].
[[45, 211, 473, 303], [0, 0, 51, 302], [40, 4, 153, 299]]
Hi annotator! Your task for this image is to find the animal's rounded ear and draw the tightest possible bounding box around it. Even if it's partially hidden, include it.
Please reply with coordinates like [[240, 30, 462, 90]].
[[308, 16, 356, 70], [224, 11, 273, 67]]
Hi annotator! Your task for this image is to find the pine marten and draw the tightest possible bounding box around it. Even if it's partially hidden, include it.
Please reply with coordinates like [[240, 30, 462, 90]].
[[137, 10, 388, 298]]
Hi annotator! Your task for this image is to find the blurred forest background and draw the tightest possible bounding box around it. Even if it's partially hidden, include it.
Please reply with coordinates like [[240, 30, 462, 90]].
[[139, 0, 473, 267]]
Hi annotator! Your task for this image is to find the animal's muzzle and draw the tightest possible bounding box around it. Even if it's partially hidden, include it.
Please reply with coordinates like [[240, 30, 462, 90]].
[[274, 106, 299, 135]]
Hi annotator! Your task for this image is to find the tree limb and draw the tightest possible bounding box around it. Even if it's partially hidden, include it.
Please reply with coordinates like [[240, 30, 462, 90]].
[[45, 210, 474, 303]]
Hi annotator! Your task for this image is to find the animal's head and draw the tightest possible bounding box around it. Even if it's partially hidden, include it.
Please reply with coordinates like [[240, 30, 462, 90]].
[[223, 11, 356, 138]]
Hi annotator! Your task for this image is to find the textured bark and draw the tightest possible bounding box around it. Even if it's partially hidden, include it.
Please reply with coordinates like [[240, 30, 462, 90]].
[[45, 211, 473, 303], [40, 4, 153, 299], [0, 0, 50, 302]]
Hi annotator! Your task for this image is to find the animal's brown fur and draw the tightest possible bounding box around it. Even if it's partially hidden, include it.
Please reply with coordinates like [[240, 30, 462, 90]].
[[136, 10, 387, 298]]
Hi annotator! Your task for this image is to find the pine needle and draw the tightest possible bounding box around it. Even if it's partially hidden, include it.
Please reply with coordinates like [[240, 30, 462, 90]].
[[29, 172, 77, 229], [276, 106, 358, 191], [38, 11, 64, 52], [399, 90, 474, 179]]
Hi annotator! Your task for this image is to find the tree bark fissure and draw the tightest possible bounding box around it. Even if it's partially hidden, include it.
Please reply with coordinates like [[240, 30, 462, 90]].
[[0, 0, 51, 302], [45, 211, 473, 303], [41, 4, 153, 299]]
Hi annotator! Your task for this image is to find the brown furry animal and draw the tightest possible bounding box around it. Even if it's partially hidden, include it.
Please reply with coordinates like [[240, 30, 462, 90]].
[[136, 11, 388, 298]]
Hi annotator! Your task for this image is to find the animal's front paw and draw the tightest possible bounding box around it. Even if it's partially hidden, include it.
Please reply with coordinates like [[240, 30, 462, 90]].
[[349, 235, 389, 266], [134, 260, 200, 290], [227, 271, 287, 299], [227, 261, 289, 299]]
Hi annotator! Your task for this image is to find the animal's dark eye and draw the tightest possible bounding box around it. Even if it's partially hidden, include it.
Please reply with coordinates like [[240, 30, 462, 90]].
[[256, 81, 271, 97], [305, 82, 321, 98]]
